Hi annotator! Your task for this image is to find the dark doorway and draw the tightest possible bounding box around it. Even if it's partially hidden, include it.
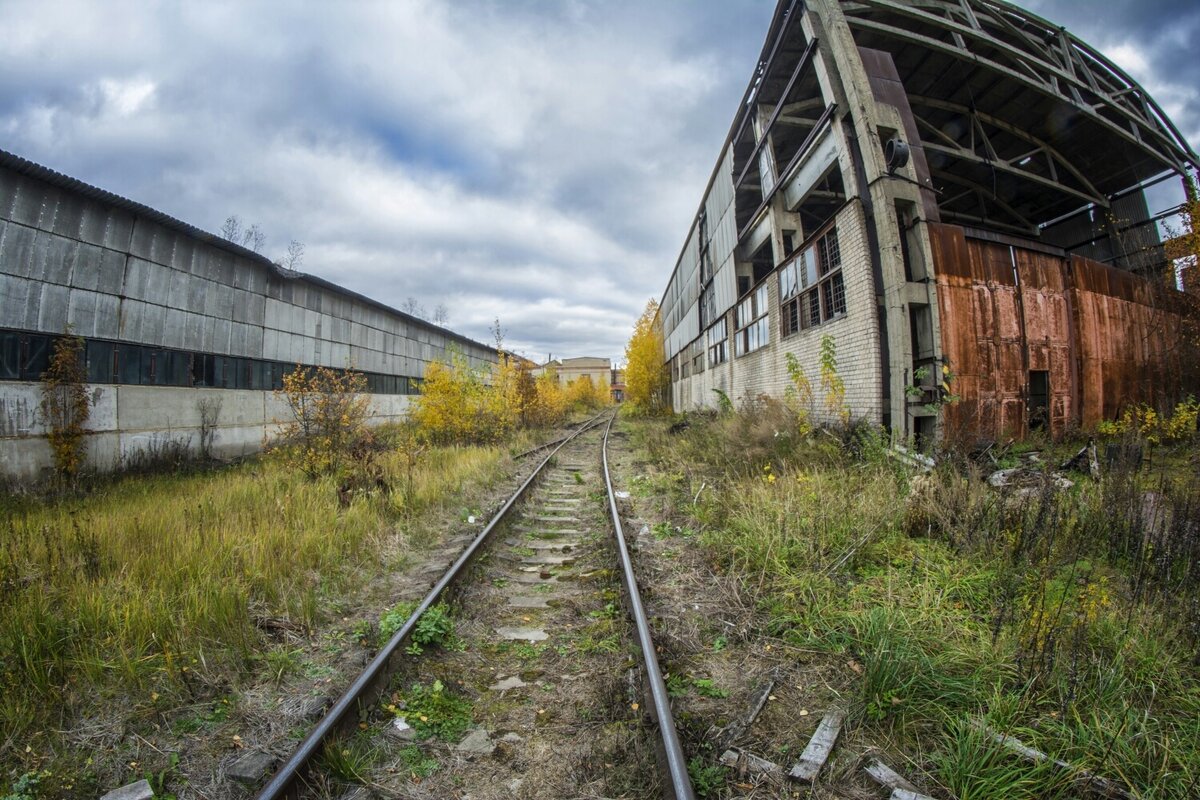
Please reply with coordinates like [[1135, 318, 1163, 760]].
[[1028, 370, 1049, 432]]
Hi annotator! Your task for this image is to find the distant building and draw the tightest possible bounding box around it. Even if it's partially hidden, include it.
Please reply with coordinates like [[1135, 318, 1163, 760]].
[[658, 0, 1199, 442], [533, 356, 623, 400], [0, 149, 496, 480]]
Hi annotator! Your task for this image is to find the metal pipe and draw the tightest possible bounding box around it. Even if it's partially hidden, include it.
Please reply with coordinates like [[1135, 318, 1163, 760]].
[[601, 414, 696, 800]]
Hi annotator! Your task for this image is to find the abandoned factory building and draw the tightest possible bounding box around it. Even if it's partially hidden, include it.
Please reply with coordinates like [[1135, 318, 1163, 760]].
[[659, 0, 1200, 442], [0, 149, 496, 480]]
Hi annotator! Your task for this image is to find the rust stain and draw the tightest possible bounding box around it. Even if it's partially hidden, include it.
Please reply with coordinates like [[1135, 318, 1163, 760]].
[[930, 222, 1200, 442]]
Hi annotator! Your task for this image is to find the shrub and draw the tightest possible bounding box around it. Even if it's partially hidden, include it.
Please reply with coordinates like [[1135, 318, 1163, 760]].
[[275, 364, 371, 478], [40, 334, 90, 481]]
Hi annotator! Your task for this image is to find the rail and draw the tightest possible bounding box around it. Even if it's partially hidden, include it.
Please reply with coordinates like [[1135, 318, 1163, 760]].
[[602, 414, 697, 800], [253, 413, 610, 799]]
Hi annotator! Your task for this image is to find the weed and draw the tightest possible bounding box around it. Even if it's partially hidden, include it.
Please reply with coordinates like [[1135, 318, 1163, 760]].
[[589, 602, 619, 620], [573, 471, 585, 485], [263, 647, 304, 683], [378, 602, 459, 655], [691, 678, 728, 699], [933, 717, 1071, 800], [396, 745, 439, 779], [319, 732, 379, 782], [2, 771, 50, 800], [392, 680, 473, 742], [666, 673, 689, 698], [712, 635, 728, 652], [144, 752, 182, 800], [687, 757, 726, 797]]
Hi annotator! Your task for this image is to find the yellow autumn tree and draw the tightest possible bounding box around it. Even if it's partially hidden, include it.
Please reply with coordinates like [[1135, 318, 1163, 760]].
[[564, 374, 610, 411], [524, 367, 567, 427], [624, 299, 669, 415], [411, 347, 526, 444]]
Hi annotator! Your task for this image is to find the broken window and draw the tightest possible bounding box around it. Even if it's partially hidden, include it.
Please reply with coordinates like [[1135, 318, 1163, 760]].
[[734, 283, 770, 357], [708, 318, 728, 367], [780, 227, 846, 336]]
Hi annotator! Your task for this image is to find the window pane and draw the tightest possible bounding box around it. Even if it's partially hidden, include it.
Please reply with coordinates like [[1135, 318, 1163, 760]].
[[829, 272, 846, 316], [117, 345, 142, 384], [21, 335, 52, 380], [0, 332, 22, 380], [802, 249, 817, 288], [164, 351, 190, 386]]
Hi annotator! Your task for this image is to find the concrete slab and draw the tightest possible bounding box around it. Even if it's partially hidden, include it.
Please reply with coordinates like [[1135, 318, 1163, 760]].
[[99, 779, 154, 800], [506, 596, 552, 609], [496, 627, 548, 642]]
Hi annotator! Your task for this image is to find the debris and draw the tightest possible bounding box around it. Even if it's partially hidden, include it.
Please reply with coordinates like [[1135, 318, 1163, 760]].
[[719, 748, 784, 778], [865, 758, 931, 798], [788, 711, 844, 782], [714, 675, 776, 751], [454, 727, 496, 756], [969, 719, 1131, 799], [490, 675, 528, 691], [225, 750, 278, 785], [987, 468, 1073, 492], [1059, 439, 1101, 479], [99, 780, 154, 800], [386, 716, 417, 742], [614, 491, 630, 499], [888, 444, 935, 472]]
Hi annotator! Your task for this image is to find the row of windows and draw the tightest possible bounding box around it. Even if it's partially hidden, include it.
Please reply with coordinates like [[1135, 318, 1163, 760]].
[[676, 226, 847, 382], [0, 330, 421, 395]]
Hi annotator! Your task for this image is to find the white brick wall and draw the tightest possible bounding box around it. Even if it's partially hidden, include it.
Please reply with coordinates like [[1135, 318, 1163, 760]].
[[671, 201, 883, 425]]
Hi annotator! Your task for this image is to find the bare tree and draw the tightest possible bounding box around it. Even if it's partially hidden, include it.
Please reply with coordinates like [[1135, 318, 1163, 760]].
[[220, 215, 243, 243], [277, 240, 305, 271], [401, 297, 427, 320], [220, 214, 266, 253], [433, 303, 449, 326], [243, 224, 265, 254]]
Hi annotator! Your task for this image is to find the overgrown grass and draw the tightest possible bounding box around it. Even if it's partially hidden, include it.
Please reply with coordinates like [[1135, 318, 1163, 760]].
[[630, 409, 1200, 799], [0, 437, 506, 782]]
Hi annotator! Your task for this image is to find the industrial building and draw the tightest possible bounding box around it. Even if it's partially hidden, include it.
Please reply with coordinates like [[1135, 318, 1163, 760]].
[[532, 356, 626, 402], [659, 0, 1200, 442], [0, 149, 496, 480]]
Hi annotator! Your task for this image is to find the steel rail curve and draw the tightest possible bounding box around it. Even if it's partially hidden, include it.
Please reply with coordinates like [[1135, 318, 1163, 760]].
[[602, 414, 697, 800], [253, 413, 610, 800], [510, 410, 610, 461]]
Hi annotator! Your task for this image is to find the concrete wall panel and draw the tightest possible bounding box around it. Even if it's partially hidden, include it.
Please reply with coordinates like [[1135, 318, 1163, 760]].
[[1, 220, 37, 278], [37, 281, 70, 332]]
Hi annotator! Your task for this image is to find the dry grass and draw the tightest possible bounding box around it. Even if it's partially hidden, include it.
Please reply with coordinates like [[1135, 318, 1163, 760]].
[[629, 413, 1200, 799], [0, 435, 506, 793]]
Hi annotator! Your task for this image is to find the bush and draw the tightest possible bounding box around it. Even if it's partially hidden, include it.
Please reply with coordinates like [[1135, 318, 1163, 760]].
[[40, 334, 90, 481], [275, 364, 371, 478]]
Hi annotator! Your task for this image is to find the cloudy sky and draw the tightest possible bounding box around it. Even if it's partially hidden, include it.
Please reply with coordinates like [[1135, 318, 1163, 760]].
[[1, 1, 1196, 363]]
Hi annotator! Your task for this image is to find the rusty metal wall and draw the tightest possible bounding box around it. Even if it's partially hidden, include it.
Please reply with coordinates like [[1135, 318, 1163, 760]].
[[929, 222, 1197, 441]]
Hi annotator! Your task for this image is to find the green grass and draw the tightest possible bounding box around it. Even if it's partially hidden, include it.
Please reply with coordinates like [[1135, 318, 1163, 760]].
[[628, 412, 1200, 799], [0, 438, 506, 782]]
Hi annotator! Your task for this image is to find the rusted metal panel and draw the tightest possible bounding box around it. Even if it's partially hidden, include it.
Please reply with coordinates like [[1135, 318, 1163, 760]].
[[931, 221, 1199, 442]]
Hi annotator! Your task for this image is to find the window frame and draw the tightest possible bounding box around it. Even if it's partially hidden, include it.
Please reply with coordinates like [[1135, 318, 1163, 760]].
[[780, 226, 846, 337]]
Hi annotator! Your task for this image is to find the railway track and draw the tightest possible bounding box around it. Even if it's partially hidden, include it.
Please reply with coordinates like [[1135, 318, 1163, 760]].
[[253, 412, 696, 800]]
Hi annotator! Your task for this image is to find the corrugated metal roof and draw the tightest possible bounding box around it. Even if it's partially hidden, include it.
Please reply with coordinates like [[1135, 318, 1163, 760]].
[[0, 147, 495, 356]]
